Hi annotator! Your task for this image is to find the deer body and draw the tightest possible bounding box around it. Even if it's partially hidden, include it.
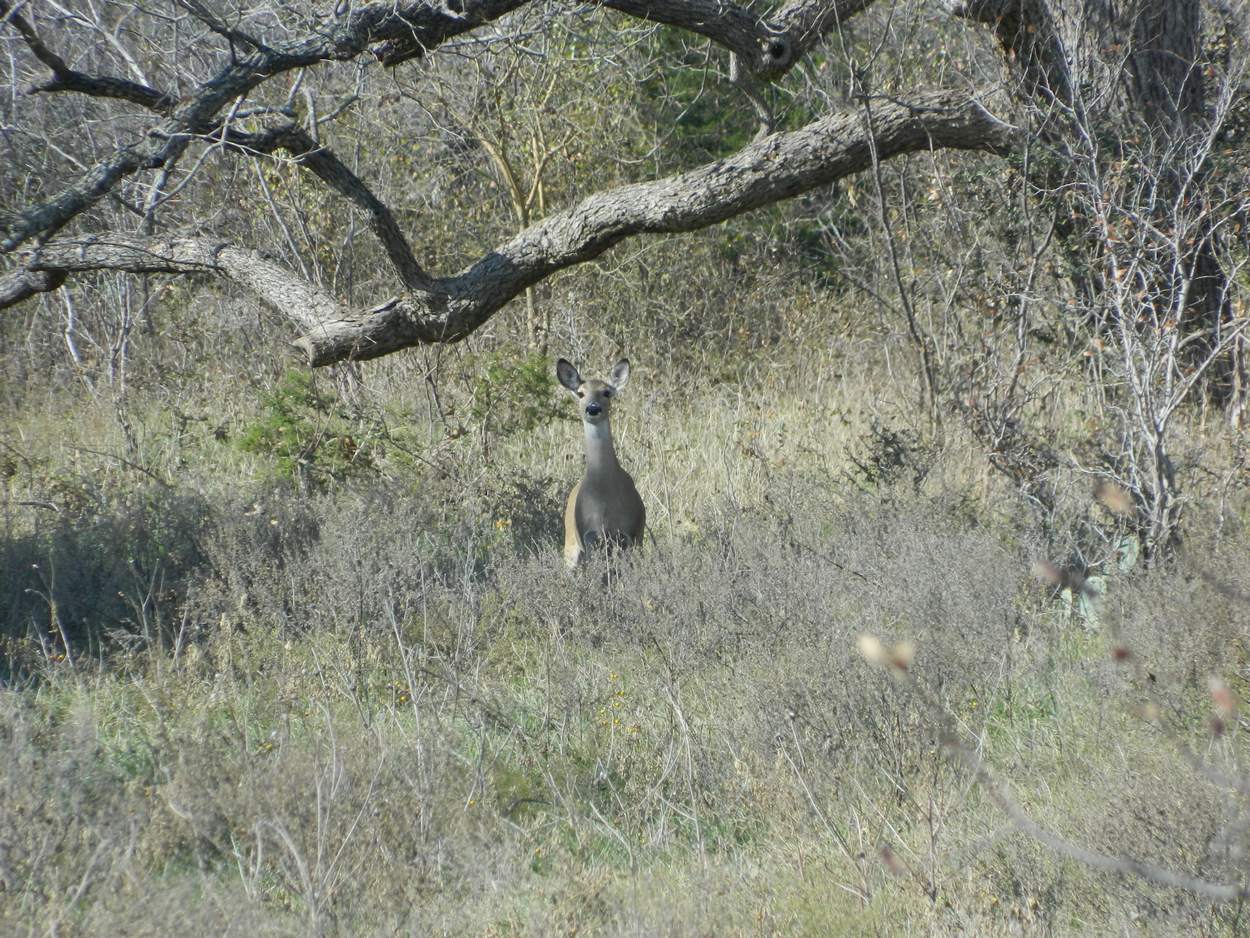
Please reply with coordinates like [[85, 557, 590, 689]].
[[558, 358, 645, 568]]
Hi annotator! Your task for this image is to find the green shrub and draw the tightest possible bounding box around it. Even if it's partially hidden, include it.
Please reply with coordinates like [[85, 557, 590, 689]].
[[237, 369, 375, 487], [469, 350, 565, 441]]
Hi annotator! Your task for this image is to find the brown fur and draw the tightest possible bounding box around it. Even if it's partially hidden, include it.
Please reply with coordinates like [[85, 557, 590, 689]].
[[557, 359, 645, 568]]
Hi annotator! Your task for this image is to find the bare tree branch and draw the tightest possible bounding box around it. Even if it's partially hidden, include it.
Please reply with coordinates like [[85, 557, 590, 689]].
[[597, 0, 875, 77], [173, 0, 275, 54], [225, 125, 428, 287], [0, 1, 1031, 370], [0, 0, 529, 252], [0, 0, 176, 111], [773, 0, 879, 62], [0, 266, 66, 307], [0, 0, 878, 256], [23, 235, 344, 330], [368, 0, 532, 66], [1, 2, 424, 283], [10, 90, 1015, 364]]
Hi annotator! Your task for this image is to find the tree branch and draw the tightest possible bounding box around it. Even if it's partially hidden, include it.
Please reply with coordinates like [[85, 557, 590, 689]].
[[23, 235, 345, 331], [597, 0, 876, 78], [8, 91, 1016, 364], [772, 0, 879, 66], [368, 0, 532, 67], [447, 89, 1015, 292], [0, 266, 67, 307], [174, 0, 275, 54], [0, 1, 527, 253], [372, 0, 878, 78], [601, 0, 787, 73], [0, 0, 881, 257], [0, 0, 176, 112], [297, 90, 1015, 362], [224, 125, 428, 287]]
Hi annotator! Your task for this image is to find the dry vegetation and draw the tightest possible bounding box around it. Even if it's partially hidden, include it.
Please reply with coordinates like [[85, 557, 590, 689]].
[[2, 253, 1249, 935], [3, 2, 1250, 934]]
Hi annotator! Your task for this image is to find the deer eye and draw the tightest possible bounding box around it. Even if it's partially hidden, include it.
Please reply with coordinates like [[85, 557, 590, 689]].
[[577, 390, 585, 398], [603, 388, 614, 398]]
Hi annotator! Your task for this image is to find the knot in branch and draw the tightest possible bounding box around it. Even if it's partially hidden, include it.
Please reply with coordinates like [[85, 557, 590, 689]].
[[757, 33, 795, 77]]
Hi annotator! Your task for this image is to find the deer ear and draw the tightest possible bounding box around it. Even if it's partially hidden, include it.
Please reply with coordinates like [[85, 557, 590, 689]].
[[609, 358, 630, 391], [556, 358, 582, 393]]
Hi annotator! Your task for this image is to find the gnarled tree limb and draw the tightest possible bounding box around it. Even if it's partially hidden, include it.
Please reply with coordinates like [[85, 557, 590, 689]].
[[0, 0, 177, 111], [2, 0, 1028, 371], [1, 0, 876, 264], [595, 0, 874, 77], [225, 125, 429, 288], [22, 235, 344, 329], [0, 0, 530, 252], [12, 90, 1016, 365], [0, 266, 67, 308]]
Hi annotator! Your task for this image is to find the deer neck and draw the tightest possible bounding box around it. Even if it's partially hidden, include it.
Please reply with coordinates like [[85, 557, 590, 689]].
[[583, 419, 620, 474]]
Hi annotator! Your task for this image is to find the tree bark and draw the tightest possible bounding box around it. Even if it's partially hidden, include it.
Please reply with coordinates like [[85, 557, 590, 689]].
[[9, 92, 1014, 364]]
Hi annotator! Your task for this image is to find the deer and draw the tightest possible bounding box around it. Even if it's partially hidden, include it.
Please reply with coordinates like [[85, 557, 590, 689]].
[[557, 357, 646, 569]]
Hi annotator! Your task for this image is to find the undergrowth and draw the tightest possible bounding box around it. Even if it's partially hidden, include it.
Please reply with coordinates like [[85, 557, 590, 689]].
[[1, 341, 1248, 936]]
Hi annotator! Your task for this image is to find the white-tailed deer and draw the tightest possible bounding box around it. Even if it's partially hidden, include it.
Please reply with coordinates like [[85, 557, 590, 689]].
[[557, 358, 646, 568]]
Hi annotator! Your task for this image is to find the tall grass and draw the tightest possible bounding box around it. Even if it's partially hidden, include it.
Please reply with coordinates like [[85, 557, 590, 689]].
[[1, 329, 1248, 934]]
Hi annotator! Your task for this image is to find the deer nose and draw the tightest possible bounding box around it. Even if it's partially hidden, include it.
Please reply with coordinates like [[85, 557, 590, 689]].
[[585, 402, 602, 417]]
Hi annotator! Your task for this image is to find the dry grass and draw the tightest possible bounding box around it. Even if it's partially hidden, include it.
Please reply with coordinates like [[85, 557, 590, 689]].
[[1, 331, 1249, 936]]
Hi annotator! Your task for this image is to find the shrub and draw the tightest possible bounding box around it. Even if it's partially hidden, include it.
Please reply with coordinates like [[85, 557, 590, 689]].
[[237, 369, 377, 487]]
